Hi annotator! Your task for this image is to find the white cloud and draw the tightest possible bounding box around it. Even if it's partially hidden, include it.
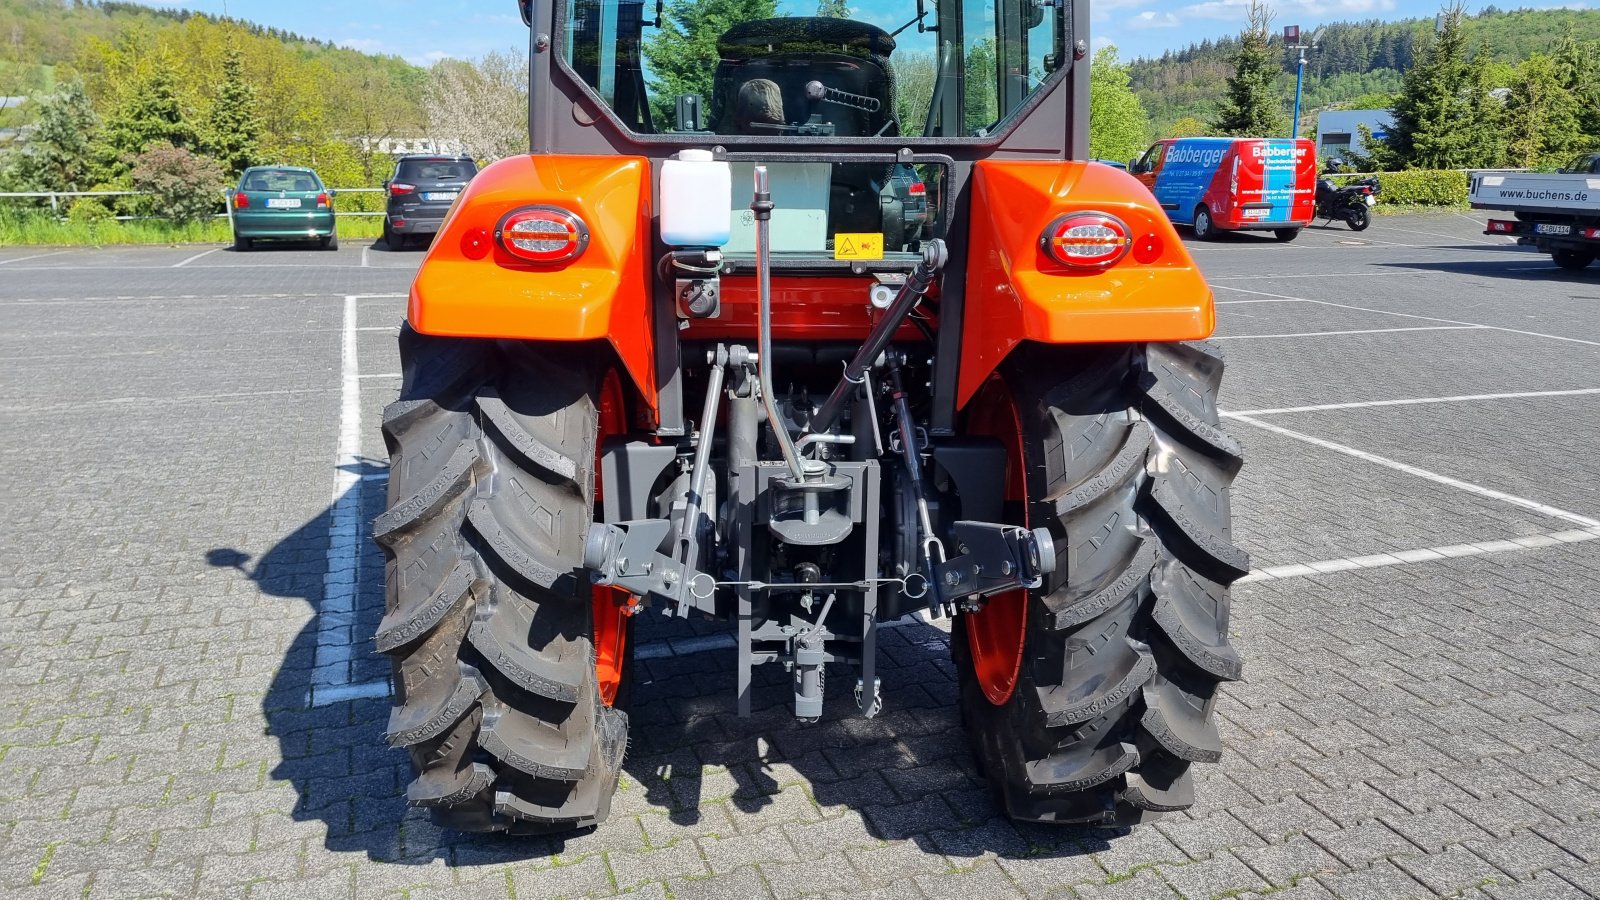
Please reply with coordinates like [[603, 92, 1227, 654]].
[[1094, 35, 1118, 49], [1177, 0, 1394, 22], [1130, 10, 1183, 27]]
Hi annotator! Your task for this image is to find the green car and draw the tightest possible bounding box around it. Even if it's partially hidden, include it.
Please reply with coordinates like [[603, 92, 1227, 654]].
[[230, 166, 338, 251]]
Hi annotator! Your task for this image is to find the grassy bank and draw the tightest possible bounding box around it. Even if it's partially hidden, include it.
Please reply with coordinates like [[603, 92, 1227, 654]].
[[0, 212, 384, 246]]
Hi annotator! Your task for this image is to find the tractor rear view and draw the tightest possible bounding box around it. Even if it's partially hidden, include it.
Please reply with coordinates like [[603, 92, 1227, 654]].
[[375, 0, 1246, 833]]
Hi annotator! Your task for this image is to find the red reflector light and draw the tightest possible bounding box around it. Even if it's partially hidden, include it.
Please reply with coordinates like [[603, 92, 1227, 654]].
[[1041, 212, 1132, 268], [316, 192, 330, 208], [908, 182, 926, 196], [1584, 227, 1600, 240], [1487, 220, 1516, 233], [498, 206, 589, 264], [389, 183, 416, 195], [1132, 233, 1164, 265], [461, 226, 492, 260], [234, 192, 249, 208]]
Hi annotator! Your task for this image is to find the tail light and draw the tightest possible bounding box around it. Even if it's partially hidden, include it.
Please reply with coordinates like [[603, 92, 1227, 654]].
[[908, 181, 926, 197], [1041, 212, 1133, 268], [497, 206, 589, 264], [316, 192, 331, 208], [1487, 220, 1516, 234], [234, 192, 249, 208], [389, 183, 416, 195], [1584, 227, 1600, 240]]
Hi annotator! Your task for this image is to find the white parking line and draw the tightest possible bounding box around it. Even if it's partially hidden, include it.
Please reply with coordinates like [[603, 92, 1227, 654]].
[[1210, 325, 1483, 341], [1213, 285, 1600, 349], [1366, 224, 1505, 246], [1240, 528, 1600, 583], [307, 294, 368, 708], [1226, 388, 1600, 417], [1227, 413, 1600, 529], [361, 245, 371, 268], [358, 372, 401, 379], [172, 246, 223, 268], [0, 250, 71, 266]]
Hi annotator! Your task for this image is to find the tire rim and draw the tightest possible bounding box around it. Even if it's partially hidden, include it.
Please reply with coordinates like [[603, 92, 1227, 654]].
[[962, 374, 1029, 706], [592, 369, 629, 706]]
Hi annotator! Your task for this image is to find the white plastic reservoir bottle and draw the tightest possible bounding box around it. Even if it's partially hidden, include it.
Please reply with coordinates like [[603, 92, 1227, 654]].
[[660, 149, 732, 248]]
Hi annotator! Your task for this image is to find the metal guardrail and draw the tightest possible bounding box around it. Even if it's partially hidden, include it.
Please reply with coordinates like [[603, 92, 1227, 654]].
[[0, 187, 390, 221]]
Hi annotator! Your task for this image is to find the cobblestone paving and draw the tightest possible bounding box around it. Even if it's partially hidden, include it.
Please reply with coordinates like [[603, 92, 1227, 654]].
[[4, 219, 1600, 898]]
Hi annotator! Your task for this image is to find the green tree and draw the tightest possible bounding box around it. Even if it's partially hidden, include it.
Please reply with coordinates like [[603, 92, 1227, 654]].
[[644, 0, 778, 126], [1210, 0, 1287, 137], [1552, 35, 1600, 154], [15, 81, 99, 193], [816, 0, 851, 16], [100, 58, 198, 175], [1088, 47, 1150, 162], [964, 38, 998, 132], [202, 45, 262, 177], [1368, 4, 1503, 170], [1165, 115, 1209, 138]]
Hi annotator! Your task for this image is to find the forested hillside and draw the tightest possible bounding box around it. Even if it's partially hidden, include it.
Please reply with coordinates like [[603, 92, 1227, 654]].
[[0, 0, 427, 186], [1130, 7, 1600, 134]]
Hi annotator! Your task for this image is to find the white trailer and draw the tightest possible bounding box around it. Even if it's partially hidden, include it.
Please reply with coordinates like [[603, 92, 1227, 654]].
[[1471, 156, 1600, 271]]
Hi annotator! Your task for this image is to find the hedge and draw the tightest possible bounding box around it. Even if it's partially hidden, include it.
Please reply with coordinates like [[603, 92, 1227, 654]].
[[1332, 169, 1469, 206]]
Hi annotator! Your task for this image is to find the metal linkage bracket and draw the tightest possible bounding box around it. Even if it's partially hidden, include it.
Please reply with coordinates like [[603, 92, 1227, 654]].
[[584, 520, 712, 610], [932, 521, 1057, 611]]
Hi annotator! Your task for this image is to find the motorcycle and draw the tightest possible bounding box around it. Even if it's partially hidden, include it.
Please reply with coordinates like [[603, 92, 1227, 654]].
[[1314, 175, 1378, 231]]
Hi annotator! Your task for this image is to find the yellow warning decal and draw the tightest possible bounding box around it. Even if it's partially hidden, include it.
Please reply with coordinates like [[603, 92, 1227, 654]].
[[833, 233, 884, 260]]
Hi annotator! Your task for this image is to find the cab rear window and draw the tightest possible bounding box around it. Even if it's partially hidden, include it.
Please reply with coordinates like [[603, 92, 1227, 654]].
[[241, 171, 321, 192]]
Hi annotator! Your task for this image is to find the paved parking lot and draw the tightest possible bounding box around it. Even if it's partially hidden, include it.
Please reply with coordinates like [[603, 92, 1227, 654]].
[[4, 213, 1600, 899]]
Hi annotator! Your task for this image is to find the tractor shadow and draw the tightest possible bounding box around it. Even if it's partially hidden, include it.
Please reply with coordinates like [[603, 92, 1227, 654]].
[[204, 457, 478, 865], [618, 614, 1118, 863], [206, 466, 1110, 868]]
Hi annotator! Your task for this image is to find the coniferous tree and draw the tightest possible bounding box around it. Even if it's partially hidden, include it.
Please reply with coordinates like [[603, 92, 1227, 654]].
[[99, 57, 198, 176], [203, 45, 263, 178], [816, 0, 850, 16], [16, 82, 99, 193], [1367, 4, 1502, 169], [1210, 0, 1288, 137]]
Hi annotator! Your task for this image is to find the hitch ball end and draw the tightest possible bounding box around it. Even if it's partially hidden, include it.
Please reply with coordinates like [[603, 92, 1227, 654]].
[[1029, 527, 1057, 577], [584, 524, 623, 581]]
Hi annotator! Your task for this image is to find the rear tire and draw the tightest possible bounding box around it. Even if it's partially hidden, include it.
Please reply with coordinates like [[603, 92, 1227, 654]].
[[382, 220, 397, 250], [955, 342, 1246, 825], [1192, 206, 1216, 241], [376, 324, 632, 834], [233, 234, 251, 252], [1273, 227, 1301, 242], [322, 231, 339, 251], [1345, 206, 1370, 231], [1553, 249, 1595, 271]]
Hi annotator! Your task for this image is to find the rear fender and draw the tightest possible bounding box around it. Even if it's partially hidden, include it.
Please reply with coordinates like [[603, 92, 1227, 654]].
[[408, 154, 656, 415], [958, 161, 1214, 407]]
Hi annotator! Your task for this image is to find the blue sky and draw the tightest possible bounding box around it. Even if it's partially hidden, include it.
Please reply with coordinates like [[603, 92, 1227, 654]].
[[158, 1, 1595, 64]]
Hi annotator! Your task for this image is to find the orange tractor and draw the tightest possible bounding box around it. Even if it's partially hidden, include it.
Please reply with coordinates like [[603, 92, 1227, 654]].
[[376, 0, 1245, 833]]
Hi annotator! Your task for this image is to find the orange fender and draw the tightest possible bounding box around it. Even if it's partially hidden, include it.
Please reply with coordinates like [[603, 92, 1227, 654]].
[[408, 155, 656, 415], [958, 160, 1214, 407]]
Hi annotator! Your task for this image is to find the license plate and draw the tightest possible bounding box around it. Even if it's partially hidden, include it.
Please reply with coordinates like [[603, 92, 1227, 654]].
[[1536, 223, 1572, 236], [1365, 195, 1376, 206], [265, 198, 301, 208], [1243, 208, 1270, 218], [424, 192, 459, 202]]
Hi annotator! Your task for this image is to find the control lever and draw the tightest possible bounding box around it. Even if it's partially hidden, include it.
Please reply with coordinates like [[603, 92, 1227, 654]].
[[806, 80, 881, 113]]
